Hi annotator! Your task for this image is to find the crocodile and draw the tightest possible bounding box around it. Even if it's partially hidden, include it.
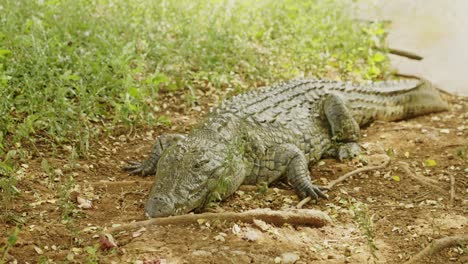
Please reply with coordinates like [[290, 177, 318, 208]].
[[124, 78, 448, 218]]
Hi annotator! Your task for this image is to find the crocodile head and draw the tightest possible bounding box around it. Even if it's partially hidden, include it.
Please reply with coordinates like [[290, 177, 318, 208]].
[[145, 131, 246, 218]]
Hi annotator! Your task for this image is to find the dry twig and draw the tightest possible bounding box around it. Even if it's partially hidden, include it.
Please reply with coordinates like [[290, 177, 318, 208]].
[[449, 174, 456, 207], [387, 48, 423, 60], [326, 155, 391, 190], [296, 196, 313, 209], [397, 161, 453, 197], [103, 208, 331, 236], [404, 234, 468, 264], [297, 155, 391, 208], [368, 204, 466, 212]]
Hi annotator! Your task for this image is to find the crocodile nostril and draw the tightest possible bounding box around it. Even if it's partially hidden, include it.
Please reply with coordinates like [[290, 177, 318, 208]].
[[145, 195, 176, 218]]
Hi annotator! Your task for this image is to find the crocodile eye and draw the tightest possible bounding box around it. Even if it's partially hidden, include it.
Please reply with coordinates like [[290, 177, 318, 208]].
[[193, 160, 209, 170]]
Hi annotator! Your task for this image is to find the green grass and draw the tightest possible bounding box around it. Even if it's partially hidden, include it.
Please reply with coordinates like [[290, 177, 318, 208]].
[[0, 0, 390, 162], [0, 161, 18, 222], [0, 226, 19, 264], [351, 201, 378, 263]]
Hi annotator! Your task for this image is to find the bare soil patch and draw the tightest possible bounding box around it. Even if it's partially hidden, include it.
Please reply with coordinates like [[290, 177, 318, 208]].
[[1, 95, 466, 264]]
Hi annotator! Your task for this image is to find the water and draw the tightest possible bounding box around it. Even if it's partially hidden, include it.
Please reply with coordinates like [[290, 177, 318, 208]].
[[355, 0, 468, 95]]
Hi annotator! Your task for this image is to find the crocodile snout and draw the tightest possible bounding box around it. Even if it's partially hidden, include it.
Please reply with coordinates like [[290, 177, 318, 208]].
[[145, 195, 175, 218]]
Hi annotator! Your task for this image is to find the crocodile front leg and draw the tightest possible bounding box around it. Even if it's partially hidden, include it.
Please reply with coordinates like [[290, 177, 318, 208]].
[[273, 144, 327, 201], [323, 94, 361, 161], [124, 134, 186, 176]]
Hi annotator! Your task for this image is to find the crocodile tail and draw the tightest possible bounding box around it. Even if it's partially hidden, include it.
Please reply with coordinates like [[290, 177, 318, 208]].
[[398, 79, 449, 118], [347, 78, 449, 126]]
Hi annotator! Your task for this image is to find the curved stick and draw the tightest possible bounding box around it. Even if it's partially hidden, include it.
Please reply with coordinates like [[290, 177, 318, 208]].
[[397, 161, 455, 198], [103, 208, 332, 235], [404, 234, 468, 264], [326, 156, 390, 190], [388, 48, 423, 60], [297, 155, 390, 208]]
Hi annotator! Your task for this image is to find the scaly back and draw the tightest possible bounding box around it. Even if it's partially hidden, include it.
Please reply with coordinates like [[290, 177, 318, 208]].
[[213, 78, 449, 127]]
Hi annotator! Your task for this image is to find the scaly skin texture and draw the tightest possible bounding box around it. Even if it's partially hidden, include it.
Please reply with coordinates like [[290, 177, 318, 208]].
[[125, 78, 449, 218]]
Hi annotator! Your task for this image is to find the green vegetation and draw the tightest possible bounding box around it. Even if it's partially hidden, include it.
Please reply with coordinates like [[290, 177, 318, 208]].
[[58, 175, 78, 224], [84, 244, 100, 264], [0, 162, 18, 222], [455, 146, 466, 160], [0, 0, 389, 162], [0, 226, 19, 264], [351, 201, 378, 263]]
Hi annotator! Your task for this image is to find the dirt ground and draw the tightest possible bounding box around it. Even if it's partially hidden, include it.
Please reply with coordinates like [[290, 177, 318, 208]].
[[1, 92, 466, 264]]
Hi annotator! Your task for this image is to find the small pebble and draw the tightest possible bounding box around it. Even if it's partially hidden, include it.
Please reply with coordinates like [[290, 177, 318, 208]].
[[192, 250, 212, 257], [281, 252, 300, 264], [440, 128, 450, 134]]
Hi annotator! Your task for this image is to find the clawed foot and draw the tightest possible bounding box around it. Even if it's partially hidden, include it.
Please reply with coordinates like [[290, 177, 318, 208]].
[[123, 160, 156, 176], [302, 184, 329, 201]]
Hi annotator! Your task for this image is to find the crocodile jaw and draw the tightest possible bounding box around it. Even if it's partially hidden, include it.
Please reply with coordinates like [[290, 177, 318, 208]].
[[144, 137, 229, 218], [144, 171, 211, 218], [145, 193, 176, 218], [144, 190, 208, 218]]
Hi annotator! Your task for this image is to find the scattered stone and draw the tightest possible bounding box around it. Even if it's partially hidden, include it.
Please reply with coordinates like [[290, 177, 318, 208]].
[[53, 169, 63, 176], [76, 196, 93, 209], [192, 250, 212, 257], [82, 226, 98, 233], [242, 228, 262, 242], [253, 219, 270, 231], [281, 252, 300, 264], [197, 218, 207, 225], [71, 247, 82, 254], [232, 224, 241, 235], [214, 232, 226, 242], [66, 252, 74, 261], [235, 190, 245, 196], [33, 246, 44, 255]]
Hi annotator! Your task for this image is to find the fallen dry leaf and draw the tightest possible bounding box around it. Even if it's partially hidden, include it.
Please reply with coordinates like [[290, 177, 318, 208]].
[[99, 233, 118, 250], [33, 245, 43, 255], [132, 227, 147, 238]]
